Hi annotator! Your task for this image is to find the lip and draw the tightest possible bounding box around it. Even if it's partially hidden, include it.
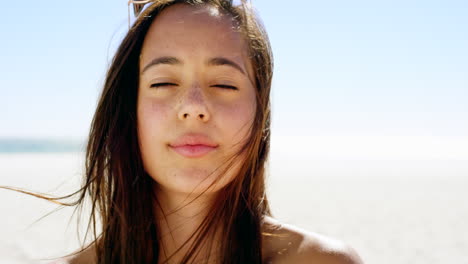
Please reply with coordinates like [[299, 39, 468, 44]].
[[169, 133, 218, 158], [170, 144, 217, 158]]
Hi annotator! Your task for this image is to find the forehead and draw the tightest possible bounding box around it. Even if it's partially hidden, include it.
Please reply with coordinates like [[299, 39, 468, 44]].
[[140, 4, 251, 68]]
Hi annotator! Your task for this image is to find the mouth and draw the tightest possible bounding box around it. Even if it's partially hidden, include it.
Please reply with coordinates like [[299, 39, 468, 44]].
[[169, 144, 218, 158]]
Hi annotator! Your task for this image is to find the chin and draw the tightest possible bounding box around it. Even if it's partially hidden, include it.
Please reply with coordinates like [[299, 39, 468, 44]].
[[151, 166, 232, 195]]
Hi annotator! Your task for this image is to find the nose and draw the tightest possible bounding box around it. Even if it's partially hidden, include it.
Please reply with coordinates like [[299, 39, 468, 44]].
[[177, 84, 210, 122]]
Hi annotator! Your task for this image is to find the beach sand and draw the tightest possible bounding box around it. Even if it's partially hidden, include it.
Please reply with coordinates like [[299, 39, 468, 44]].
[[1, 152, 467, 264]]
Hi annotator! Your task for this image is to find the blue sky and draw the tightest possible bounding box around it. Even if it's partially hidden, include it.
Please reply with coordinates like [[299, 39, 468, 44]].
[[1, 0, 467, 159]]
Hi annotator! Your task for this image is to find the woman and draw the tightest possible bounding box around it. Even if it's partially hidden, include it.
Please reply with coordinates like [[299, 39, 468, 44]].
[[20, 0, 364, 263]]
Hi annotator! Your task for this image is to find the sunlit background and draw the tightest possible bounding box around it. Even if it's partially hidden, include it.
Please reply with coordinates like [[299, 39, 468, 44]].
[[1, 1, 467, 263]]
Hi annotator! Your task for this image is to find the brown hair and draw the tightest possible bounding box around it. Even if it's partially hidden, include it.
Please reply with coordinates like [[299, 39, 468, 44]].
[[1, 0, 274, 263]]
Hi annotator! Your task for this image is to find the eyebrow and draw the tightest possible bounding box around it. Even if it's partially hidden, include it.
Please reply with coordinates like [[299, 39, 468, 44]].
[[141, 56, 181, 73], [207, 57, 246, 75], [141, 56, 246, 75]]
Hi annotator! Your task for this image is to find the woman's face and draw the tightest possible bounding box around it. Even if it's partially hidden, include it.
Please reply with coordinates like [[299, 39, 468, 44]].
[[137, 4, 256, 195]]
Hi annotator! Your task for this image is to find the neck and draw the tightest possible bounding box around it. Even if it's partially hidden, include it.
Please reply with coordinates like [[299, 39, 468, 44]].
[[153, 185, 222, 263]]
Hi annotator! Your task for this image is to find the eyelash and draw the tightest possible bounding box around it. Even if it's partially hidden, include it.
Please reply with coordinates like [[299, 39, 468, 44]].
[[150, 82, 175, 88], [150, 82, 238, 90]]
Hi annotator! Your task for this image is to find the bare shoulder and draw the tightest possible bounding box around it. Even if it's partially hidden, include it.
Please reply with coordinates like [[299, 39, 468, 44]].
[[261, 216, 364, 264], [49, 242, 97, 264]]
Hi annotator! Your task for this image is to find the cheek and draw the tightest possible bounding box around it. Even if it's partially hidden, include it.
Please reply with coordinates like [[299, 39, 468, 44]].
[[137, 98, 171, 145], [217, 100, 256, 145]]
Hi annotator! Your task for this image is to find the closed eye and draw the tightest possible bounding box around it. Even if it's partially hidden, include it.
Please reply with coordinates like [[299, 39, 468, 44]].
[[212, 84, 238, 90], [150, 82, 177, 88]]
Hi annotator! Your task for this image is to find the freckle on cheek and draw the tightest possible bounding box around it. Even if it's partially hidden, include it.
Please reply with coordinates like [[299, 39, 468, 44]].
[[146, 101, 170, 122], [140, 101, 157, 123], [141, 99, 158, 113], [151, 102, 159, 112]]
